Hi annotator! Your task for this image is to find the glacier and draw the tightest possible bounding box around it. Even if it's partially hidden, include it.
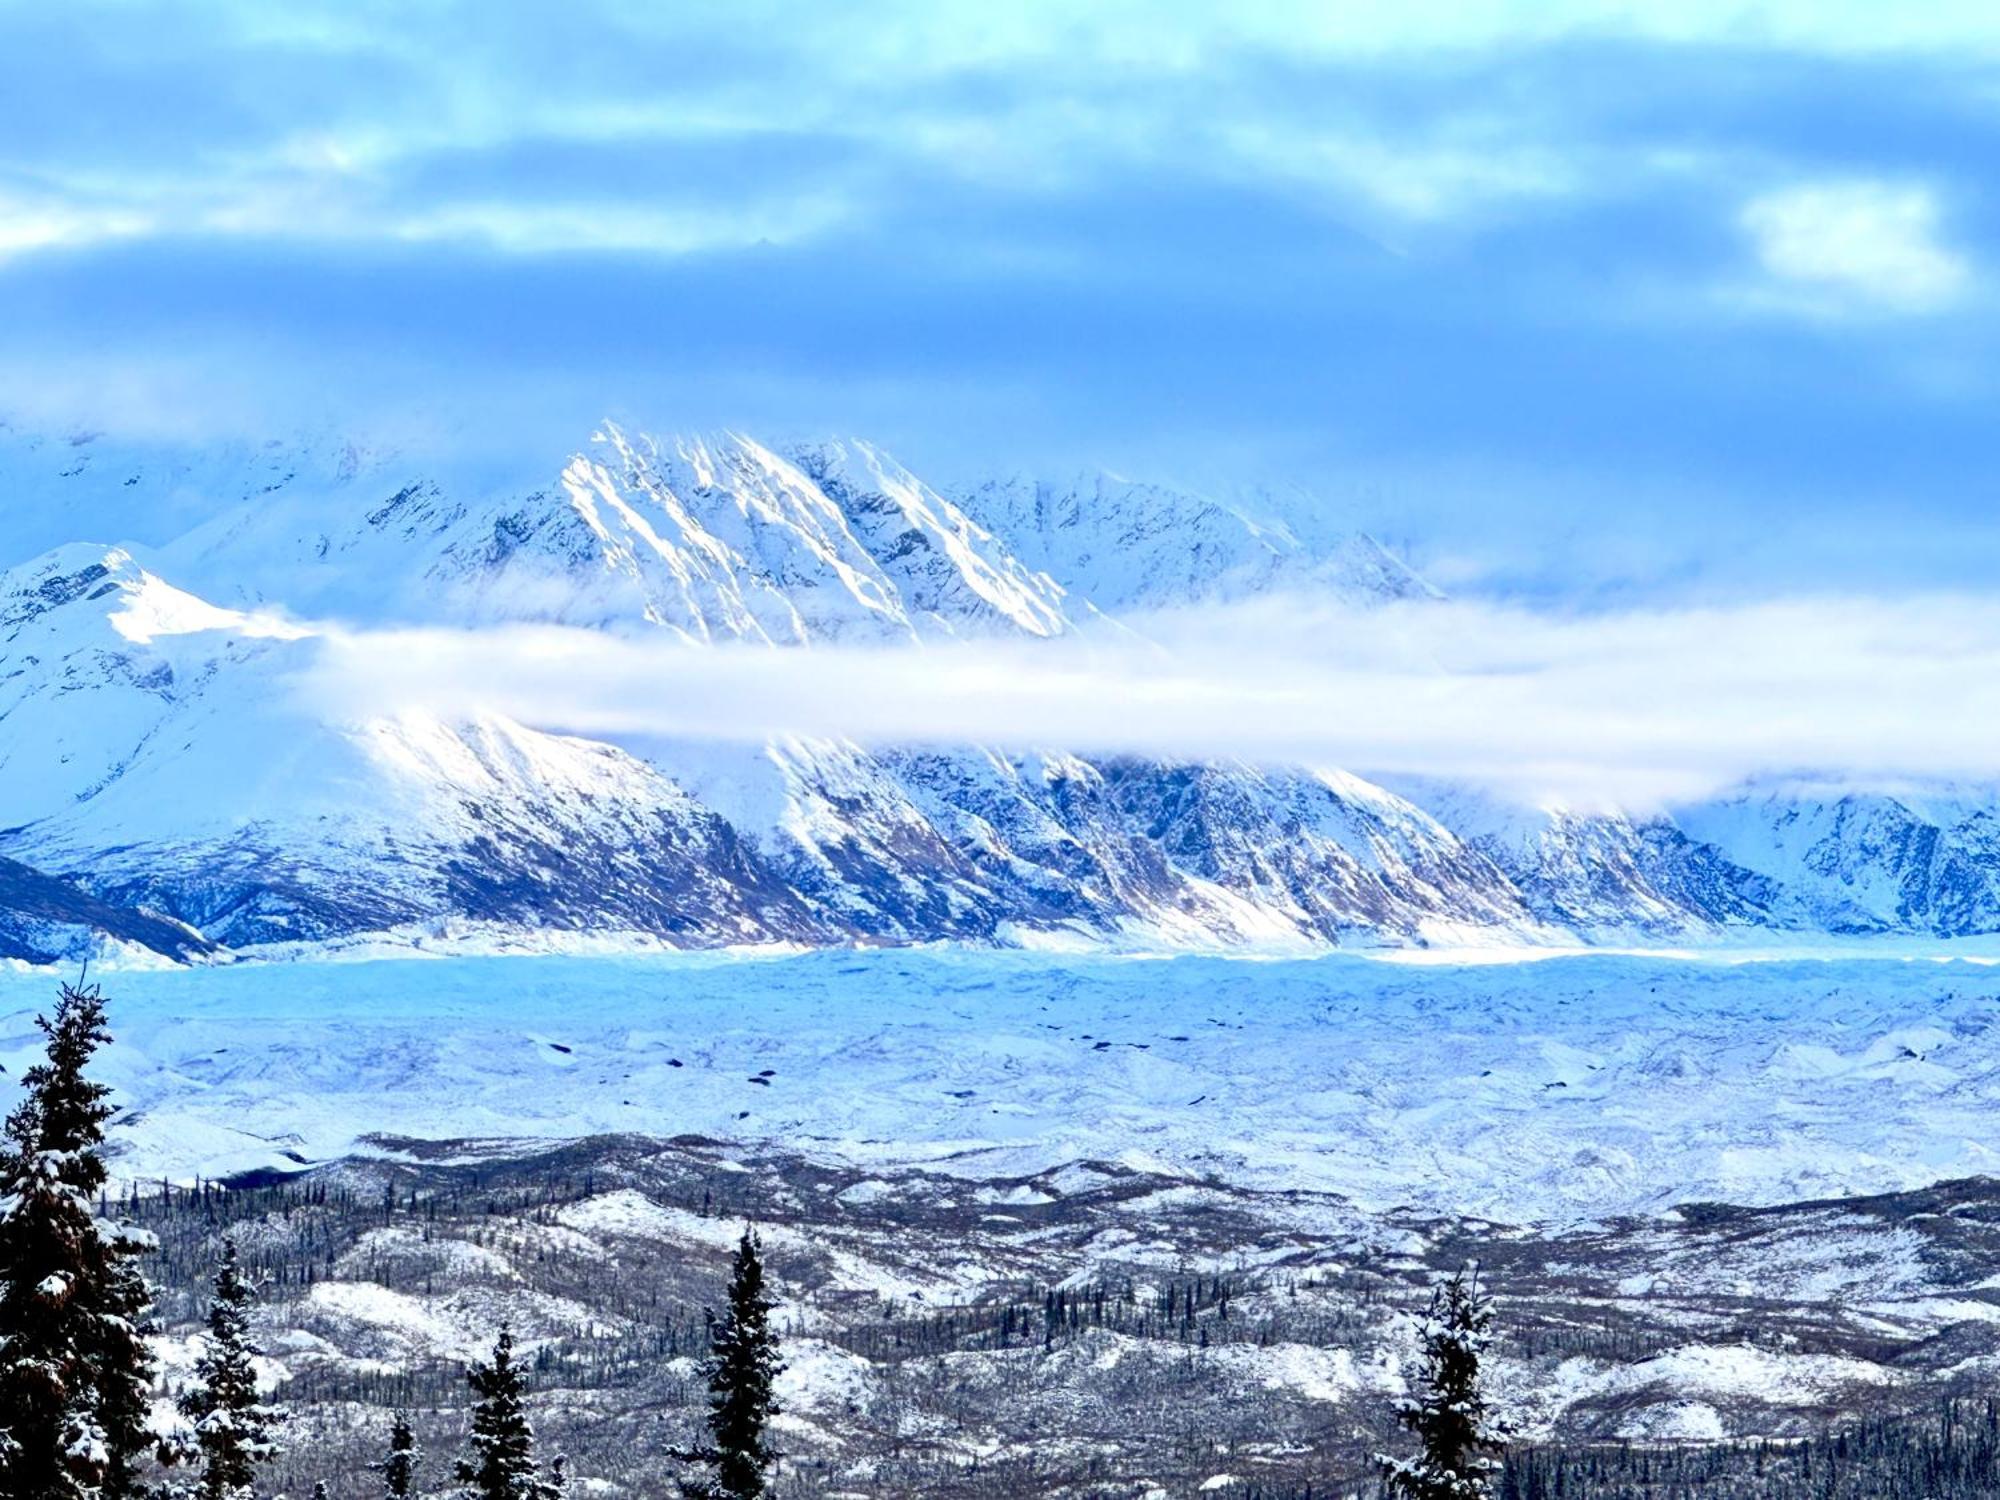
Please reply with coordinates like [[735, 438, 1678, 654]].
[[6, 947, 1999, 1224]]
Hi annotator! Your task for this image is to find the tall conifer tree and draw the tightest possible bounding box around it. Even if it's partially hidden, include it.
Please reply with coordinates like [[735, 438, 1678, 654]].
[[673, 1227, 784, 1500], [1379, 1263, 1507, 1500], [456, 1327, 560, 1500], [178, 1237, 284, 1500], [0, 981, 159, 1500], [376, 1410, 420, 1500]]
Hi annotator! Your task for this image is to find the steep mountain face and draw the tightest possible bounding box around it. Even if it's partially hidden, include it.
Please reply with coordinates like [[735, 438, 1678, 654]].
[[1678, 790, 2000, 937], [3, 417, 1998, 957], [1385, 781, 1789, 938], [1089, 760, 1537, 943], [157, 426, 1076, 643], [678, 743, 1547, 947], [0, 546, 829, 949], [0, 855, 214, 965]]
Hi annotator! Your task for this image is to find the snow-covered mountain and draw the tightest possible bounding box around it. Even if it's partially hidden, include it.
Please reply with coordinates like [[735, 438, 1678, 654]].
[[151, 427, 1078, 642], [0, 545, 824, 949], [669, 741, 1543, 948], [952, 469, 1438, 611], [3, 418, 1995, 960], [1678, 787, 2000, 937]]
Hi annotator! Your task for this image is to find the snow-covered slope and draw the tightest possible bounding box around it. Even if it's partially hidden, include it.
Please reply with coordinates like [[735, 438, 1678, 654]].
[[1678, 787, 2000, 936], [1384, 779, 1789, 938], [4, 417, 1998, 956], [0, 855, 213, 965], [0, 421, 375, 562], [155, 426, 1077, 642], [0, 546, 827, 948], [135, 426, 1425, 637], [951, 469, 1437, 612], [676, 742, 1550, 948]]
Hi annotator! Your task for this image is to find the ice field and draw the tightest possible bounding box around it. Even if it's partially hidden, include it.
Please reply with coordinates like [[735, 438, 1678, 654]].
[[6, 947, 1999, 1223]]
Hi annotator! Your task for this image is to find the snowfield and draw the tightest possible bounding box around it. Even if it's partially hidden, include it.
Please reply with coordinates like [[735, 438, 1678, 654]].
[[6, 948, 2000, 1223]]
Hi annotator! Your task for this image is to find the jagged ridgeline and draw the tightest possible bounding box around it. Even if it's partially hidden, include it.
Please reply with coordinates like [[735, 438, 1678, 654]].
[[3, 421, 1998, 959]]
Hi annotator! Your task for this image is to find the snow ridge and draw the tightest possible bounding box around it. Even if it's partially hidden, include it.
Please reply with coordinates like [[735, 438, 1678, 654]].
[[1, 420, 1995, 959]]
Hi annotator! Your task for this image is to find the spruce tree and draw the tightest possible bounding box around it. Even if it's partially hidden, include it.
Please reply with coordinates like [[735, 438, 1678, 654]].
[[673, 1227, 784, 1500], [375, 1409, 420, 1499], [1379, 1263, 1507, 1500], [95, 1235, 158, 1500], [455, 1327, 560, 1500], [178, 1237, 284, 1500], [0, 980, 160, 1500]]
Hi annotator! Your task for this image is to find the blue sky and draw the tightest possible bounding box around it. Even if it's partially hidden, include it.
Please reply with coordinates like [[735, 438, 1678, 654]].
[[2, 1, 1997, 600]]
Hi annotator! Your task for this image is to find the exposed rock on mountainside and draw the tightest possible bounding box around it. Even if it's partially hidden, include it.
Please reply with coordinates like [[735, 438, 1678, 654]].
[[0, 855, 213, 964], [3, 420, 1997, 956]]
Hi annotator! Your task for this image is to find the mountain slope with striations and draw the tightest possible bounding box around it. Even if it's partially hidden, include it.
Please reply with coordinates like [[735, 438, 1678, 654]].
[[1, 419, 1992, 958]]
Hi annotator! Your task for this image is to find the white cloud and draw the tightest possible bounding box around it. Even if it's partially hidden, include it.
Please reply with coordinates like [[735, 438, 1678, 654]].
[[14, 5, 1997, 265], [1215, 122, 1575, 225], [392, 196, 851, 256], [301, 592, 2000, 809], [0, 193, 152, 259], [0, 169, 847, 261], [1740, 180, 1970, 315]]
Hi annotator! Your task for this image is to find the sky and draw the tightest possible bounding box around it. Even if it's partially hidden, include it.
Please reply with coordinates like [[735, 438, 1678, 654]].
[[2, 1, 1998, 602]]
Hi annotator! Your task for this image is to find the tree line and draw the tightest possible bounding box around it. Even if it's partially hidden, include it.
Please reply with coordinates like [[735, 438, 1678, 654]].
[[0, 980, 1538, 1500]]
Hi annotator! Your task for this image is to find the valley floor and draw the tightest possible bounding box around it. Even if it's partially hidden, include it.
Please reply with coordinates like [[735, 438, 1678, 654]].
[[9, 948, 2000, 1496], [6, 947, 2000, 1220]]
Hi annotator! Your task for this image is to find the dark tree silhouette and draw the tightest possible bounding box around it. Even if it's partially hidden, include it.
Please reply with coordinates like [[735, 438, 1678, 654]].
[[456, 1326, 561, 1500], [178, 1236, 285, 1500], [0, 980, 159, 1500], [1380, 1263, 1507, 1500], [376, 1409, 421, 1499], [674, 1226, 785, 1500]]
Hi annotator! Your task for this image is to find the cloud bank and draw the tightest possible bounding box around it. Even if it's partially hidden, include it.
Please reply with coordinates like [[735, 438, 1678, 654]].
[[304, 592, 2000, 807]]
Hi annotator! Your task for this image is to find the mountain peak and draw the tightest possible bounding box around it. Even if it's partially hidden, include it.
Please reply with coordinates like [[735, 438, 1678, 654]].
[[1, 543, 149, 632]]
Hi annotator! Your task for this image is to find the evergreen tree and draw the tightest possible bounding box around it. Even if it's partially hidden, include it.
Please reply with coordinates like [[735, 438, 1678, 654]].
[[95, 1236, 158, 1500], [1379, 1263, 1507, 1500], [178, 1237, 285, 1500], [375, 1410, 420, 1500], [455, 1327, 559, 1500], [673, 1227, 784, 1500], [0, 980, 160, 1500]]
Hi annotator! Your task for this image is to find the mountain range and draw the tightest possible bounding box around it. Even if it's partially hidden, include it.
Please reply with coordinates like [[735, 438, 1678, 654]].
[[2, 418, 1995, 963]]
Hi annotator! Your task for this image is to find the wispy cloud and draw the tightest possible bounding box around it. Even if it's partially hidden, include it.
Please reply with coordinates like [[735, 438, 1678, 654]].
[[1212, 119, 1576, 226], [1738, 179, 1971, 316], [0, 191, 151, 258], [9, 4, 1996, 263], [301, 593, 2000, 807]]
